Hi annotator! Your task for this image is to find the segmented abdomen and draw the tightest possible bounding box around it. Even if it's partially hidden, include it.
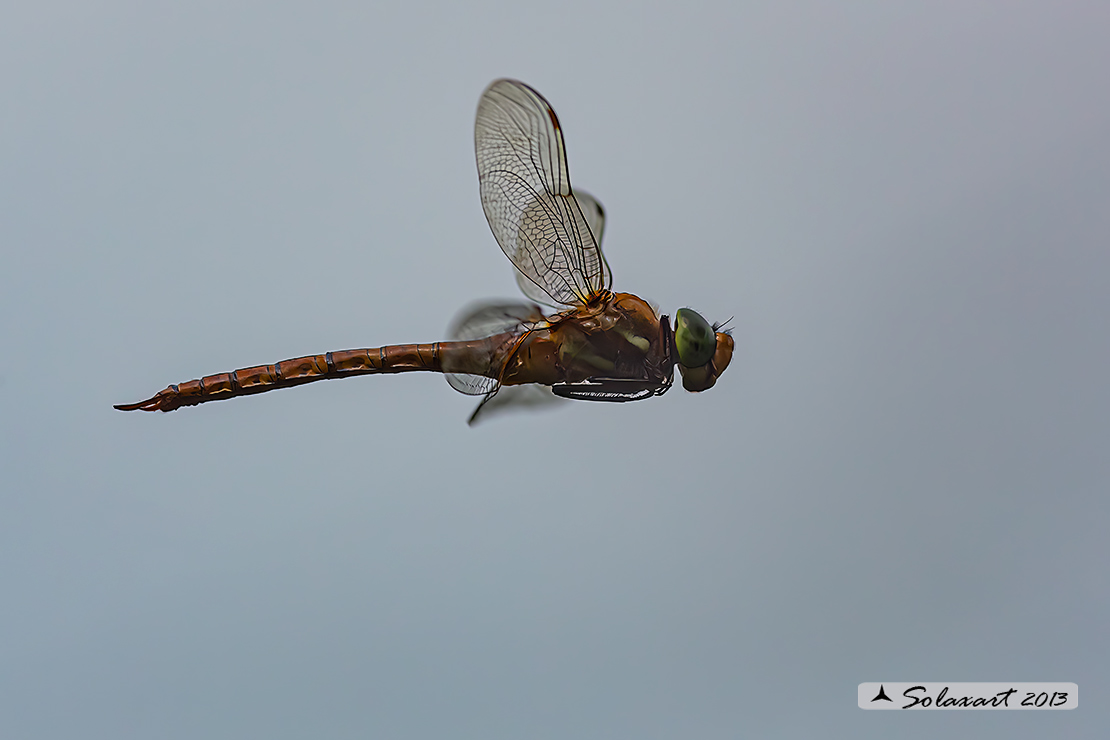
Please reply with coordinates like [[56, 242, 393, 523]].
[[115, 340, 501, 412]]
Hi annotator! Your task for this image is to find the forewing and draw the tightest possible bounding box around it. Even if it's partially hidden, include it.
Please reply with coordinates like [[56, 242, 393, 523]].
[[514, 189, 607, 307], [476, 79, 611, 307], [444, 300, 544, 396]]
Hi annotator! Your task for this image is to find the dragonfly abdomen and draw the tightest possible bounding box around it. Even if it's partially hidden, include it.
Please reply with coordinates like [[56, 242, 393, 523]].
[[114, 339, 503, 412]]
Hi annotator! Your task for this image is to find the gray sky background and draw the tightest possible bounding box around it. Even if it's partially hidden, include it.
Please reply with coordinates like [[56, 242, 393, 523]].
[[2, 2, 1107, 738]]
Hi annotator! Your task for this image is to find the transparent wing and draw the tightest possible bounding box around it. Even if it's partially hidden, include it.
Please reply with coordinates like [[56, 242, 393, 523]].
[[514, 189, 606, 307], [467, 385, 566, 426], [444, 300, 545, 396], [476, 79, 611, 307]]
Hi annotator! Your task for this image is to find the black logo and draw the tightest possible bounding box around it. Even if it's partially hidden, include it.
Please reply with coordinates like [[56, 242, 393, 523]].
[[871, 685, 893, 702]]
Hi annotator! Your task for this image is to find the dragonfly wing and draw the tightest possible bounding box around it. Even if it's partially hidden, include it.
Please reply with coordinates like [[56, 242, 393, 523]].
[[573, 189, 607, 248], [476, 79, 611, 307], [513, 189, 607, 307], [467, 384, 566, 426], [444, 300, 544, 396]]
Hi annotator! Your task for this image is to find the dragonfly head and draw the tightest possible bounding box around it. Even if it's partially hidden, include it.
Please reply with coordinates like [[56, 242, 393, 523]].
[[674, 308, 734, 392]]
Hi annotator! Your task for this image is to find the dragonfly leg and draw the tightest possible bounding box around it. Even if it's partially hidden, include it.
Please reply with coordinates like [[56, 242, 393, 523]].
[[551, 377, 665, 402], [467, 389, 499, 425]]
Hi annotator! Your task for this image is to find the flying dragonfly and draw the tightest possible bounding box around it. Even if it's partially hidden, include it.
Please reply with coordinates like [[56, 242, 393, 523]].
[[115, 79, 734, 423]]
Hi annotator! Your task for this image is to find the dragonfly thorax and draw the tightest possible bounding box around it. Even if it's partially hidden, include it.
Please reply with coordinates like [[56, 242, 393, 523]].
[[500, 292, 670, 389]]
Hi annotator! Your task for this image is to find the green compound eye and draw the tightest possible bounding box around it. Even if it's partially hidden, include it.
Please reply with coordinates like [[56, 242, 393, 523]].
[[675, 308, 716, 367]]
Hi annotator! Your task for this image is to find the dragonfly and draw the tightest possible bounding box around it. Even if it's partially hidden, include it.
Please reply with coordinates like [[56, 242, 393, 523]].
[[115, 79, 734, 423]]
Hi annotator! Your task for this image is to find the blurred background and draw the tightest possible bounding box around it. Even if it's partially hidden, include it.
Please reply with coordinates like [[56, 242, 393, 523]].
[[2, 2, 1107, 737]]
